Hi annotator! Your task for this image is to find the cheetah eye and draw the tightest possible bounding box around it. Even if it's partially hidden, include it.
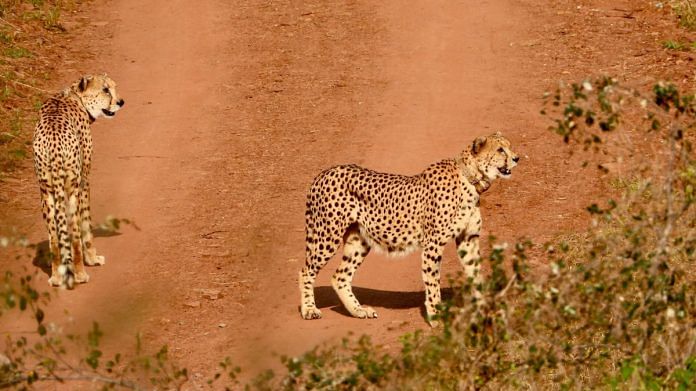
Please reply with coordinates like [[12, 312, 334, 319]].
[[103, 87, 110, 94], [497, 147, 504, 153]]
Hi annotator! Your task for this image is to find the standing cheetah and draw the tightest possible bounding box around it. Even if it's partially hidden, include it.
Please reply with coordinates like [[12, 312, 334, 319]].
[[33, 74, 125, 288], [299, 132, 519, 323]]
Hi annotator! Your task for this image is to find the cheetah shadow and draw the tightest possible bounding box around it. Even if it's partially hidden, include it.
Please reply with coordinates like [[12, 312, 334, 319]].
[[31, 228, 121, 277], [314, 285, 455, 318]]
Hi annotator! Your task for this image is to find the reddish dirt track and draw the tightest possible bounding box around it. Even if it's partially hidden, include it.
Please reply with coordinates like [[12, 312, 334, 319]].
[[13, 0, 692, 387]]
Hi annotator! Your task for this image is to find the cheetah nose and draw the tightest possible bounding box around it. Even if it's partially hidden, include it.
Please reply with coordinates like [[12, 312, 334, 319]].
[[117, 99, 125, 107], [512, 156, 520, 163]]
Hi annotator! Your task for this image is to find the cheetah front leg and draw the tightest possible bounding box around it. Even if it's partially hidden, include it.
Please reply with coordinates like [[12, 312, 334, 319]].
[[456, 217, 484, 305], [455, 233, 482, 284], [421, 243, 445, 326], [331, 225, 376, 319], [79, 178, 104, 266], [39, 182, 62, 286]]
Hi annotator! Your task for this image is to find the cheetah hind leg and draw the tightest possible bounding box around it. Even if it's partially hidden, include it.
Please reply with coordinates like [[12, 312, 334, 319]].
[[82, 226, 105, 266], [84, 246, 105, 266], [79, 184, 105, 266], [67, 178, 89, 284], [299, 268, 323, 320], [50, 174, 76, 289], [299, 229, 340, 320], [331, 225, 377, 319], [41, 188, 63, 287]]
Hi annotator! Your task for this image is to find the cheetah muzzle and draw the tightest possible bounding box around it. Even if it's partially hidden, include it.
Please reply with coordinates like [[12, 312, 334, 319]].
[[299, 131, 519, 325]]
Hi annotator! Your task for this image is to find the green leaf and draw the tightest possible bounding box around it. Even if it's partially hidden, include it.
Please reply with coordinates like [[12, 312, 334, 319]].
[[35, 308, 44, 323]]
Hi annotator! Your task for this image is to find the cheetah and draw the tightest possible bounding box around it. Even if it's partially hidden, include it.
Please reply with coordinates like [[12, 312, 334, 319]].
[[299, 131, 519, 323], [33, 74, 125, 288]]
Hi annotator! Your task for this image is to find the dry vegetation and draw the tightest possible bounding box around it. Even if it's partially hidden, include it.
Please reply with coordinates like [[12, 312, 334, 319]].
[[672, 0, 696, 30], [0, 0, 85, 177]]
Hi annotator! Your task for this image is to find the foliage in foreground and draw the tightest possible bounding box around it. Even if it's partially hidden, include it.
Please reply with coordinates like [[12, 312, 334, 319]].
[[0, 271, 203, 389], [0, 219, 238, 390]]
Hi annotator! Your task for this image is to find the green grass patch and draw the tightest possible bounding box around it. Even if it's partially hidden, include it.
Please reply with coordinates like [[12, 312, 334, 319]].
[[662, 39, 696, 50], [23, 7, 64, 30], [663, 39, 688, 50], [3, 46, 32, 58], [0, 29, 15, 44]]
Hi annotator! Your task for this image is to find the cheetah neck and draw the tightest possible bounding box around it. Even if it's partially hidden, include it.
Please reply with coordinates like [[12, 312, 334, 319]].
[[456, 154, 490, 194], [63, 88, 96, 123]]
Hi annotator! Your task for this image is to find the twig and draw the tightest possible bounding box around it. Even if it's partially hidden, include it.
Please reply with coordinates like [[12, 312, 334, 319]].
[[201, 230, 228, 239], [0, 16, 22, 32], [44, 338, 80, 375], [38, 374, 144, 390], [0, 367, 149, 390], [496, 273, 517, 299], [0, 74, 52, 94], [655, 125, 677, 265], [117, 155, 166, 160]]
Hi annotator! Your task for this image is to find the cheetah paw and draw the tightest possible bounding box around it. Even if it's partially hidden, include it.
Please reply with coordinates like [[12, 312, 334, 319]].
[[351, 306, 378, 319], [48, 275, 62, 287], [85, 255, 105, 266], [301, 306, 322, 320], [48, 274, 75, 289], [75, 271, 90, 283], [426, 312, 441, 328]]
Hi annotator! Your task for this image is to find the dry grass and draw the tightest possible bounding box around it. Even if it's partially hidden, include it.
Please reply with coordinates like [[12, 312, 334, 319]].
[[672, 0, 696, 30], [0, 0, 84, 178]]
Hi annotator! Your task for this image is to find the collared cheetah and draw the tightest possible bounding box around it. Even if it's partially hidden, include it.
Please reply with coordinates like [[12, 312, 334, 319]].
[[299, 132, 519, 323]]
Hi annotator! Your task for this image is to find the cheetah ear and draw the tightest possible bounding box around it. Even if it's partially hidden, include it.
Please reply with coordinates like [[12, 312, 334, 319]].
[[472, 136, 487, 154], [494, 131, 502, 137], [78, 76, 92, 92]]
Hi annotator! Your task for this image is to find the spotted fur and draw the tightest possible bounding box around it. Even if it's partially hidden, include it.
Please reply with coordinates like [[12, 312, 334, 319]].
[[33, 74, 125, 288], [299, 132, 519, 323]]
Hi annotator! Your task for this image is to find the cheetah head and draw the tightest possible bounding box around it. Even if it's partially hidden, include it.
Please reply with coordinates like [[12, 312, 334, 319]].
[[70, 74, 125, 120], [471, 131, 520, 181]]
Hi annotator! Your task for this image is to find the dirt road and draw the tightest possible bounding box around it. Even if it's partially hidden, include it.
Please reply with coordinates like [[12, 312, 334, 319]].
[[7, 0, 606, 384]]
